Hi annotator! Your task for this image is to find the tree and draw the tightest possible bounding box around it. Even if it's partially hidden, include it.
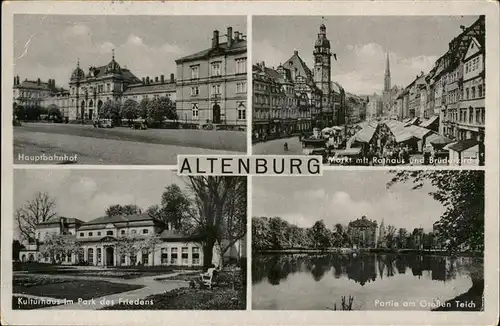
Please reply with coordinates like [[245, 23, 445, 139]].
[[184, 176, 246, 267], [100, 100, 121, 123], [137, 233, 162, 266], [146, 97, 177, 124], [160, 184, 192, 229], [40, 233, 81, 263], [252, 217, 271, 250], [387, 170, 484, 253], [114, 234, 141, 265], [13, 103, 25, 121], [47, 104, 62, 122], [397, 228, 408, 249], [139, 98, 150, 120], [121, 99, 140, 123], [13, 240, 25, 261], [105, 204, 143, 217], [309, 220, 332, 249], [15, 192, 57, 243], [385, 225, 397, 249]]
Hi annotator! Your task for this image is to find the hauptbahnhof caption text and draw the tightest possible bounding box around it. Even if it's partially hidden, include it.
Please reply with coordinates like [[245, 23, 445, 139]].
[[178, 156, 322, 176]]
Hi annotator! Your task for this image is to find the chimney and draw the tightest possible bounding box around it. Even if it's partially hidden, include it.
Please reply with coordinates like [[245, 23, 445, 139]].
[[146, 77, 150, 85], [170, 73, 174, 83], [142, 77, 145, 84], [155, 76, 159, 83], [261, 61, 265, 68], [14, 76, 17, 85], [294, 50, 298, 55], [37, 78, 41, 85], [227, 27, 233, 47], [160, 75, 165, 83], [212, 30, 219, 48], [16, 76, 20, 85]]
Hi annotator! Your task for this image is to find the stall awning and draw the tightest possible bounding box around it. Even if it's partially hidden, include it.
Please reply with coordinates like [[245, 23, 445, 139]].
[[395, 132, 416, 143], [354, 126, 376, 143], [406, 125, 432, 140], [426, 132, 453, 146], [420, 116, 439, 128], [447, 139, 480, 152]]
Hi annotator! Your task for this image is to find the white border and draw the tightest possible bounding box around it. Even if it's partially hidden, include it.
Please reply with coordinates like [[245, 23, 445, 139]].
[[2, 1, 499, 326]]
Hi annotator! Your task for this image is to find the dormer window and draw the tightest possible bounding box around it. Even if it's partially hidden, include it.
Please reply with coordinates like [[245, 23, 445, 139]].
[[107, 231, 113, 236]]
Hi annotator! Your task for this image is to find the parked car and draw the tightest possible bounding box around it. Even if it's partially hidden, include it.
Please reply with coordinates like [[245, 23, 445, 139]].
[[131, 121, 148, 130], [93, 119, 113, 128]]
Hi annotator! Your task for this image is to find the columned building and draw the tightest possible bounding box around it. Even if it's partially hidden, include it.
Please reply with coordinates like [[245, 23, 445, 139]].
[[348, 216, 378, 249], [175, 27, 247, 130], [18, 214, 243, 267]]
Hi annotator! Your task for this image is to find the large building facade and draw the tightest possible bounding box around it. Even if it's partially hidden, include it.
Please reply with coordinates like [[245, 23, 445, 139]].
[[175, 27, 247, 130], [347, 216, 378, 249], [19, 214, 244, 267]]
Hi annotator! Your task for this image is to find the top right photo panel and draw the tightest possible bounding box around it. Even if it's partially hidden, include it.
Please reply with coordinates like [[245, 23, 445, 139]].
[[252, 15, 485, 167]]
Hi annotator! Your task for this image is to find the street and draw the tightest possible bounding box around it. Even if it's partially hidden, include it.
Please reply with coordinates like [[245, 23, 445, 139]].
[[14, 124, 245, 165], [252, 136, 303, 155]]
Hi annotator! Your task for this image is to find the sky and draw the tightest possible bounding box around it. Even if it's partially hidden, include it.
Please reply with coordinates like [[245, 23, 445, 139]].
[[14, 169, 187, 226], [252, 171, 445, 232], [14, 15, 246, 88], [253, 15, 480, 95]]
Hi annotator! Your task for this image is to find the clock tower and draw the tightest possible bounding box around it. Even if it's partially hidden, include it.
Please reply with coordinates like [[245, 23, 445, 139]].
[[313, 23, 332, 95]]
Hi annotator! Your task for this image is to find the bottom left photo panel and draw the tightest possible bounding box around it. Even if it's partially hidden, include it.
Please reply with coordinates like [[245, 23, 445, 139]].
[[12, 169, 247, 310]]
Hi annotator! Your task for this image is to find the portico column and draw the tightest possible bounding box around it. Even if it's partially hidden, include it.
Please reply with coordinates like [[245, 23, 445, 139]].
[[93, 245, 97, 266]]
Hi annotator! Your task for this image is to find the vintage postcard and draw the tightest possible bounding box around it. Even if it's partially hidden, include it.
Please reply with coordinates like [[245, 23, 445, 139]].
[[1, 1, 499, 326]]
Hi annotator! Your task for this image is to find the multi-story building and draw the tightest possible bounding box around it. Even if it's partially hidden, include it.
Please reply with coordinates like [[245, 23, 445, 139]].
[[458, 36, 485, 142], [13, 77, 70, 118], [15, 52, 177, 121], [347, 215, 378, 249], [175, 27, 247, 130], [18, 214, 243, 267]]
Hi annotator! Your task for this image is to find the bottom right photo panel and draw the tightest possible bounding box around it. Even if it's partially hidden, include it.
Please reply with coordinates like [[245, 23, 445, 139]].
[[251, 170, 484, 311]]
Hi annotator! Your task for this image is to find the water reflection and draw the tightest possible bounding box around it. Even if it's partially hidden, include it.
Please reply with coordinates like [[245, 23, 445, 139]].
[[252, 253, 483, 310]]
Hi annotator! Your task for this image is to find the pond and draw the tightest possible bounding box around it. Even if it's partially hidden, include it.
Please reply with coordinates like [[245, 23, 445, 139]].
[[252, 253, 483, 311]]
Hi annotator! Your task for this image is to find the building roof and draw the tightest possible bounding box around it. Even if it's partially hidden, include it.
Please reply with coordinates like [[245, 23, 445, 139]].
[[83, 214, 162, 226], [349, 216, 377, 228], [175, 39, 246, 64], [38, 216, 85, 226], [419, 115, 439, 128], [447, 139, 480, 152]]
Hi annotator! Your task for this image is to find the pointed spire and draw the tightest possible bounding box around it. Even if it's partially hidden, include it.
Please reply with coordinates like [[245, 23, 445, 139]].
[[77, 58, 80, 68], [112, 49, 115, 60]]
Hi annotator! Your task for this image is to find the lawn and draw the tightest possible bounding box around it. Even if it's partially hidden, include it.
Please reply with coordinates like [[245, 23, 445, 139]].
[[13, 275, 144, 302], [102, 287, 246, 310]]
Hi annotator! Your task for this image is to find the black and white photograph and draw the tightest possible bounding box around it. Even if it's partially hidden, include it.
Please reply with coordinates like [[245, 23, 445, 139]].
[[252, 170, 484, 310], [13, 170, 247, 310], [252, 16, 485, 166], [13, 15, 248, 165]]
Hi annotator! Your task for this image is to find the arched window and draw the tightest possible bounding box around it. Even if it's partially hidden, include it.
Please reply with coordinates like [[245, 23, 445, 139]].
[[88, 248, 94, 265]]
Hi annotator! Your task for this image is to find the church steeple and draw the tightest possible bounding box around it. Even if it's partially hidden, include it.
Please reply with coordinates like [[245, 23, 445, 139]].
[[384, 52, 391, 92], [313, 19, 332, 95]]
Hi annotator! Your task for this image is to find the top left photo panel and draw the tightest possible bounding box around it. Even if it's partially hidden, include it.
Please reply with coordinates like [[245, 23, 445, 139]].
[[13, 15, 248, 165]]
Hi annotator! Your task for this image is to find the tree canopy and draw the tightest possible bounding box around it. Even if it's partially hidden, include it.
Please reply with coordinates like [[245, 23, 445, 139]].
[[15, 192, 57, 243], [105, 204, 143, 217]]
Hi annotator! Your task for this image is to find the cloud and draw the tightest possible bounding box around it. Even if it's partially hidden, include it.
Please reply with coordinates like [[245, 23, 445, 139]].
[[98, 42, 115, 54], [63, 24, 92, 41], [253, 39, 287, 68], [160, 42, 184, 54], [126, 34, 144, 46]]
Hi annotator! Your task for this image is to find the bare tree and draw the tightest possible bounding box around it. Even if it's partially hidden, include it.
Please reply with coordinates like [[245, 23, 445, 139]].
[[185, 176, 246, 268], [15, 192, 56, 243]]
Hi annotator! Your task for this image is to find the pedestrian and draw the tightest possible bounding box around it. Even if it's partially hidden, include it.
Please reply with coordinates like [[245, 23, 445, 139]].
[[284, 142, 289, 152]]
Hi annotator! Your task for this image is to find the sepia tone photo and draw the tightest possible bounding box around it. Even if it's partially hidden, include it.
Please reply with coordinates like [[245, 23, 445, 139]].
[[252, 16, 485, 166], [13, 170, 247, 310], [13, 15, 248, 165], [252, 170, 484, 310]]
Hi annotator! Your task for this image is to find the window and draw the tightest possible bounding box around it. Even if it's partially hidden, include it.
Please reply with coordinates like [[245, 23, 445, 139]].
[[121, 255, 126, 265], [130, 254, 137, 265], [121, 230, 126, 235], [181, 247, 189, 265], [465, 88, 469, 100], [237, 103, 246, 120], [97, 231, 101, 236], [142, 229, 149, 234], [211, 62, 221, 76], [142, 250, 149, 265], [211, 84, 221, 95], [236, 82, 246, 93], [469, 108, 473, 124], [191, 65, 199, 79], [161, 248, 169, 265], [192, 247, 200, 265], [192, 103, 199, 120], [97, 248, 102, 264], [171, 248, 178, 265], [106, 83, 110, 92], [475, 109, 481, 124], [80, 232, 84, 237], [131, 229, 137, 234], [191, 87, 199, 96], [78, 249, 84, 263], [236, 58, 247, 74], [106, 230, 113, 236], [89, 232, 93, 237], [471, 87, 476, 99], [478, 85, 483, 97]]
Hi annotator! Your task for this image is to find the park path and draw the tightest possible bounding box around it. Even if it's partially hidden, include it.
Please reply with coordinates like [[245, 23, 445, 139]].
[[14, 272, 193, 310]]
